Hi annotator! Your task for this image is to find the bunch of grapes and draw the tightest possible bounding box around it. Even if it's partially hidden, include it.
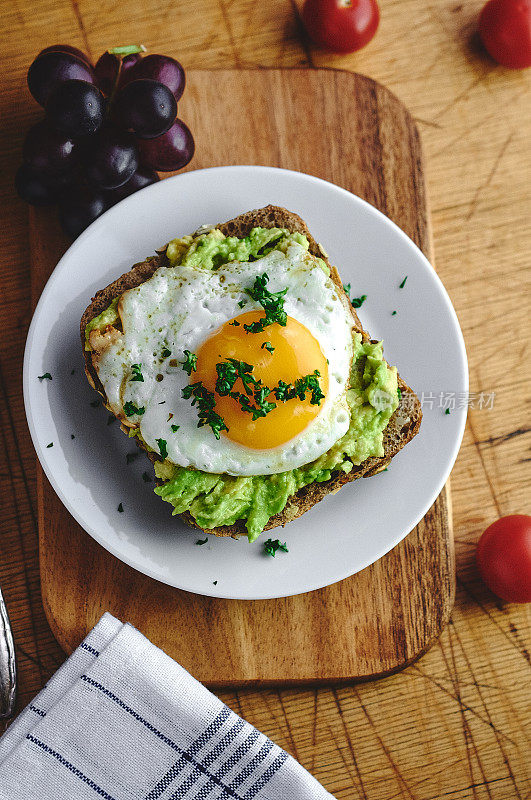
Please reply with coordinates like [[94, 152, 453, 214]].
[[16, 44, 194, 238]]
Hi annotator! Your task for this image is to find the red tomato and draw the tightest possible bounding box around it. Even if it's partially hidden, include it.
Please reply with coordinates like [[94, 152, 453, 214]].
[[479, 0, 531, 68], [302, 0, 380, 54], [476, 515, 531, 603]]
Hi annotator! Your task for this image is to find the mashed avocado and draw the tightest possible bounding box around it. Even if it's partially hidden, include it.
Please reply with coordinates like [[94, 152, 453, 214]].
[[86, 226, 398, 541]]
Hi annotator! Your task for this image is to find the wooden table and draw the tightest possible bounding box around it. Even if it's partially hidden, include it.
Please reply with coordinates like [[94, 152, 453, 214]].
[[0, 1, 529, 797]]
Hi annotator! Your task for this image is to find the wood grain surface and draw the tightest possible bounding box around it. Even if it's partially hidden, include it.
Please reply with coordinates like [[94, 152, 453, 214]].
[[31, 68, 453, 685], [0, 1, 529, 798]]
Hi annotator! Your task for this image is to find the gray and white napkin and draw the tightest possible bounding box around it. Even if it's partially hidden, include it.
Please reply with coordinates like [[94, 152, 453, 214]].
[[0, 613, 334, 799]]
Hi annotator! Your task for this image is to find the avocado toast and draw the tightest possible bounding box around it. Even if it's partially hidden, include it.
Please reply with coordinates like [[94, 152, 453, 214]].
[[82, 205, 422, 541]]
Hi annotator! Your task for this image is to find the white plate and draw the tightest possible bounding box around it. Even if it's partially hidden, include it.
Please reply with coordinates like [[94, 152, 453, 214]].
[[24, 166, 468, 600]]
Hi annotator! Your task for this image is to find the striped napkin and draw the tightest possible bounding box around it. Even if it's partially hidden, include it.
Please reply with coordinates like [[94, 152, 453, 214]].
[[0, 613, 334, 799]]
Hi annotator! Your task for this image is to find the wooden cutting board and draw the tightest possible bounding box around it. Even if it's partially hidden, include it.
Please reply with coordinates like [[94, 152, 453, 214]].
[[31, 69, 453, 685]]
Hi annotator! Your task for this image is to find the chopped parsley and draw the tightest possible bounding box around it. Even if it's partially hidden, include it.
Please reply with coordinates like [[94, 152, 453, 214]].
[[274, 370, 324, 406], [261, 341, 275, 353], [343, 283, 351, 297], [196, 537, 208, 545], [142, 471, 152, 482], [237, 299, 246, 309], [123, 401, 145, 417], [90, 400, 100, 408], [392, 310, 397, 316], [170, 424, 180, 432], [351, 294, 367, 309], [131, 363, 144, 382], [229, 320, 240, 327], [156, 438, 168, 459], [70, 434, 75, 440], [182, 382, 228, 439], [118, 502, 124, 513], [397, 387, 402, 400], [161, 347, 171, 358], [244, 273, 287, 333], [46, 442, 53, 448], [38, 372, 52, 381], [182, 350, 197, 375], [213, 580, 218, 585], [126, 452, 139, 464], [399, 276, 408, 289], [264, 539, 289, 557], [445, 408, 451, 415]]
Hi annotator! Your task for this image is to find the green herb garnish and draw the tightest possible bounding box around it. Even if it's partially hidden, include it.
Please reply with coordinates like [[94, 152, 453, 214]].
[[351, 294, 367, 308], [397, 387, 402, 400], [264, 539, 289, 557], [213, 580, 218, 585], [261, 341, 275, 353], [399, 276, 408, 289], [171, 424, 180, 432], [244, 273, 287, 333], [196, 537, 208, 545], [156, 438, 168, 459], [38, 372, 52, 381], [46, 442, 53, 448], [392, 310, 397, 316], [118, 502, 124, 513], [238, 299, 246, 308], [445, 408, 451, 415], [182, 382, 228, 439], [343, 283, 351, 296], [182, 350, 197, 375], [131, 363, 144, 382], [274, 370, 324, 406], [70, 434, 75, 440], [123, 401, 145, 417], [229, 320, 240, 327], [161, 347, 171, 358]]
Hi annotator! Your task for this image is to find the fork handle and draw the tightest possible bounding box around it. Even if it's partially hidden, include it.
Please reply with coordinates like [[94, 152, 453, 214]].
[[0, 588, 16, 719]]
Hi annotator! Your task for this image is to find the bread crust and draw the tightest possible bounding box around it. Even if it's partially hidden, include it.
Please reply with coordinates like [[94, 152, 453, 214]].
[[82, 205, 422, 538]]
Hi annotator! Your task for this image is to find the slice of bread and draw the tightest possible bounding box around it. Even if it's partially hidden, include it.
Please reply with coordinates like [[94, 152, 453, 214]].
[[82, 205, 422, 538]]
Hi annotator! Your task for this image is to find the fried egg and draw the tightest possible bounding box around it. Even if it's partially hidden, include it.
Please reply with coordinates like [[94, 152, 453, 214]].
[[93, 240, 355, 476]]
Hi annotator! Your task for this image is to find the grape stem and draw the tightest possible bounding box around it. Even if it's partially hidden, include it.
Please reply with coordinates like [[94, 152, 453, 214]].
[[106, 45, 147, 112], [108, 44, 146, 56]]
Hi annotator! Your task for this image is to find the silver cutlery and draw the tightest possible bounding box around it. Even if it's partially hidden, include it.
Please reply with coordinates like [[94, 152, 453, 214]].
[[0, 587, 16, 719]]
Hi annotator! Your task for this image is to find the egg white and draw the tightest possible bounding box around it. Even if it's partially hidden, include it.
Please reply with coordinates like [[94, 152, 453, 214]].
[[95, 241, 355, 476]]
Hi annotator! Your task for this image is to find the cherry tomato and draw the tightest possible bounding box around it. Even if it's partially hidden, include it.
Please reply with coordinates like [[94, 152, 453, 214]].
[[302, 0, 380, 54], [476, 515, 531, 603], [479, 0, 531, 68]]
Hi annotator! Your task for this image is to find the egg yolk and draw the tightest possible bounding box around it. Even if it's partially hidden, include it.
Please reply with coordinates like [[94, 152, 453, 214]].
[[194, 311, 329, 450]]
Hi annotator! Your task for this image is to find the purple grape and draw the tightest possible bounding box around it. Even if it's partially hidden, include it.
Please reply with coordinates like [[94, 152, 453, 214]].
[[15, 163, 73, 206], [59, 186, 108, 237], [113, 79, 177, 139], [37, 44, 92, 67], [105, 166, 159, 204], [119, 53, 142, 86], [95, 51, 143, 95], [126, 54, 185, 100], [23, 120, 77, 176], [45, 80, 105, 137], [85, 129, 138, 189], [28, 51, 95, 106], [94, 51, 120, 95], [138, 119, 194, 171]]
